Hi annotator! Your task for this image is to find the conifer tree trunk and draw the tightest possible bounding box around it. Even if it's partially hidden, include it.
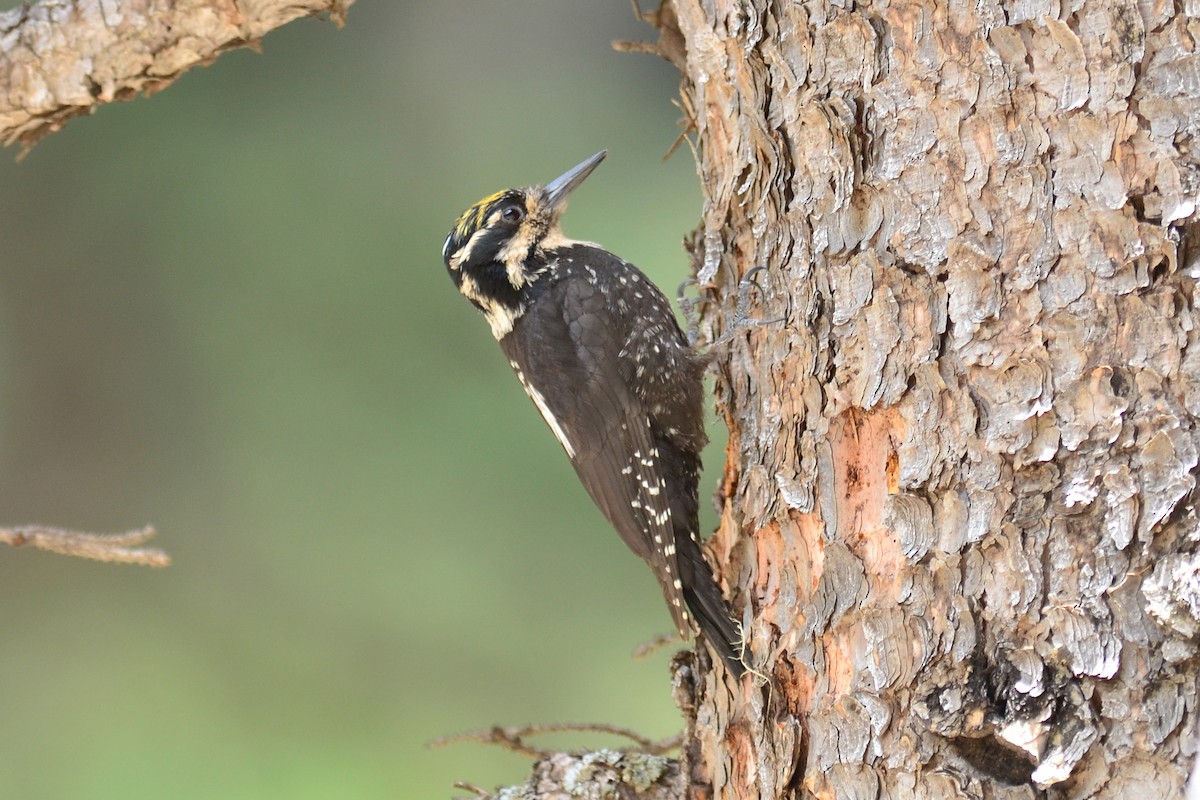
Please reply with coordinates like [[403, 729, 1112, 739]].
[[649, 0, 1200, 797]]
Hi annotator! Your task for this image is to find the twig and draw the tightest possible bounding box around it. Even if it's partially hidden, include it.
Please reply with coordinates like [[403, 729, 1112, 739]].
[[0, 525, 170, 567], [451, 781, 492, 799], [632, 630, 681, 661], [432, 724, 554, 759], [431, 721, 681, 758]]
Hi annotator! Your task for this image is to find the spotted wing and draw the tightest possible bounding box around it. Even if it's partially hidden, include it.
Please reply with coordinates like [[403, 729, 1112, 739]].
[[500, 276, 690, 636]]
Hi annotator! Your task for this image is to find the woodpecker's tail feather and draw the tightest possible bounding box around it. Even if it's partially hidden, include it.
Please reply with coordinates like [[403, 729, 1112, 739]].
[[685, 586, 747, 678], [677, 546, 747, 678]]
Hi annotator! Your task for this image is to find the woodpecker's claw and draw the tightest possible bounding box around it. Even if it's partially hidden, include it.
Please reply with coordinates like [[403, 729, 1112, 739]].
[[734, 267, 770, 322], [742, 266, 769, 297], [703, 267, 785, 349]]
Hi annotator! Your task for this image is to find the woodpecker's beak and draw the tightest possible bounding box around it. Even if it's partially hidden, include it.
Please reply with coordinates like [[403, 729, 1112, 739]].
[[544, 150, 607, 210]]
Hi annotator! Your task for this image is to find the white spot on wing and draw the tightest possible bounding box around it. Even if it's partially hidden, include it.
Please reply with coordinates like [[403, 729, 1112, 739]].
[[513, 372, 576, 458]]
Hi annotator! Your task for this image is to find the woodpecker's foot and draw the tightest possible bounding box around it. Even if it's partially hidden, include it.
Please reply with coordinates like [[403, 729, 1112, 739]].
[[705, 267, 786, 350]]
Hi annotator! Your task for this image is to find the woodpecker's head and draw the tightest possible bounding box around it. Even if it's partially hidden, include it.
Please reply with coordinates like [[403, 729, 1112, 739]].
[[442, 151, 605, 335]]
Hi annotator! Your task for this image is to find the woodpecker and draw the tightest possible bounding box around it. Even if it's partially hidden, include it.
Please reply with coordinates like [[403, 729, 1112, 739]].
[[442, 151, 745, 677]]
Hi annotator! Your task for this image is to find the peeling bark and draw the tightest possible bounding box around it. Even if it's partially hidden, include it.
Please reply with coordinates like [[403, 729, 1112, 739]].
[[0, 0, 353, 150]]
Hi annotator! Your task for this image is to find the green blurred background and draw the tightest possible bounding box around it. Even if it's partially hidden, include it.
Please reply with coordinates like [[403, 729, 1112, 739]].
[[0, 2, 715, 797]]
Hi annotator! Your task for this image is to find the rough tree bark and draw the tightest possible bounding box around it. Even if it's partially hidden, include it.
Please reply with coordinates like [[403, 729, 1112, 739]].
[[655, 0, 1200, 797], [503, 0, 1200, 798]]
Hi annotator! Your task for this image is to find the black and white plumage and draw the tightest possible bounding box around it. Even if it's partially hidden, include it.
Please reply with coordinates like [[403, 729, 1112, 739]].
[[442, 151, 745, 677]]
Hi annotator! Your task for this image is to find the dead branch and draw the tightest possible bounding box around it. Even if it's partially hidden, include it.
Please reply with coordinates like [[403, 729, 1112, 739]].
[[431, 721, 680, 760], [0, 524, 170, 567], [0, 0, 355, 152]]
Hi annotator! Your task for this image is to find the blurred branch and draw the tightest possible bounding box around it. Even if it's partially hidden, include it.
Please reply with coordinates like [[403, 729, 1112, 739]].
[[0, 524, 170, 567], [432, 721, 680, 759], [0, 0, 355, 153]]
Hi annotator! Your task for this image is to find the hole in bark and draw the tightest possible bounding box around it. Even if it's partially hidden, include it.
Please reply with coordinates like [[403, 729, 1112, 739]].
[[1147, 255, 1169, 285], [947, 736, 1037, 786], [1108, 367, 1129, 399], [1129, 193, 1153, 224]]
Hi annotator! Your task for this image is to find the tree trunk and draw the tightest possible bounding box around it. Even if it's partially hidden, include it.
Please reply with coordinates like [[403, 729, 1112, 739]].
[[652, 0, 1200, 797]]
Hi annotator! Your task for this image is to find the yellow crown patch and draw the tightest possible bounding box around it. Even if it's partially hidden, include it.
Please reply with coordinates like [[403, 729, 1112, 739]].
[[453, 190, 507, 242]]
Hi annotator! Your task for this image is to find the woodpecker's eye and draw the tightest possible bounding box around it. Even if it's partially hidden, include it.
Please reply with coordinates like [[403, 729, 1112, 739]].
[[501, 205, 524, 224]]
